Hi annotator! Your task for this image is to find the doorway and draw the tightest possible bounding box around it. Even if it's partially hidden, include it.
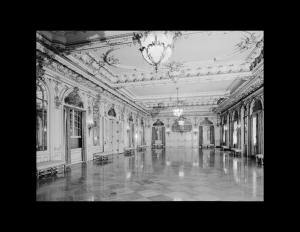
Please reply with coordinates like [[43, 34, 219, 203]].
[[64, 106, 86, 164]]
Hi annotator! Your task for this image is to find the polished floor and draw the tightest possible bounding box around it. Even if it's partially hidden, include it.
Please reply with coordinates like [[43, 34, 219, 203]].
[[36, 148, 264, 201]]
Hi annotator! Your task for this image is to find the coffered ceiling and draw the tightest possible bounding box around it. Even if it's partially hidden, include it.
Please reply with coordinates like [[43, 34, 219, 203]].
[[38, 30, 264, 118]]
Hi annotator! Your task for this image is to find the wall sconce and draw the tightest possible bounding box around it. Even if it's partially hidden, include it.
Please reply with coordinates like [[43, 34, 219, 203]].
[[87, 121, 95, 136], [193, 129, 198, 137], [127, 125, 130, 134], [166, 130, 171, 136]]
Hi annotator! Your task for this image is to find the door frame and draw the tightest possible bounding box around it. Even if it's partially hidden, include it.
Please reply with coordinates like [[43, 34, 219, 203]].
[[63, 105, 87, 164]]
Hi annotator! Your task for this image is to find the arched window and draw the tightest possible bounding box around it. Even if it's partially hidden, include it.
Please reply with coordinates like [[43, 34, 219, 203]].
[[36, 82, 48, 151]]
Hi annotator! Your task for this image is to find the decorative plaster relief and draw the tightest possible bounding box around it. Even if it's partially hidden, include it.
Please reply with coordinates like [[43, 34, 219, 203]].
[[64, 87, 84, 108]]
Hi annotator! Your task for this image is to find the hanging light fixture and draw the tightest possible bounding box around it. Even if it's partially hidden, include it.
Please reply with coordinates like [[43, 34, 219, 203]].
[[178, 115, 185, 126], [173, 88, 183, 117], [132, 31, 182, 73]]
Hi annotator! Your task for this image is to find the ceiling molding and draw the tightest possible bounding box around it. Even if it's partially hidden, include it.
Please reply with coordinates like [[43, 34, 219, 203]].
[[215, 68, 263, 114], [37, 41, 150, 116]]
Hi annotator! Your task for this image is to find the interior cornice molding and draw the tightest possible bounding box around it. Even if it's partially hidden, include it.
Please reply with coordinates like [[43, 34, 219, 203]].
[[110, 72, 252, 87], [45, 69, 148, 118], [220, 88, 263, 117], [215, 65, 263, 113], [156, 112, 216, 117], [245, 37, 264, 63], [218, 80, 263, 114], [37, 42, 150, 116], [122, 89, 229, 101]]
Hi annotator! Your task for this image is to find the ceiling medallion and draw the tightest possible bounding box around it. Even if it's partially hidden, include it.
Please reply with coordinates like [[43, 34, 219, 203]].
[[165, 61, 184, 83], [132, 31, 182, 73]]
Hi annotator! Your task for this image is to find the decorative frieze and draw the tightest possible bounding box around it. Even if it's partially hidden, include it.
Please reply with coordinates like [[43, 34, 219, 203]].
[[38, 42, 149, 117]]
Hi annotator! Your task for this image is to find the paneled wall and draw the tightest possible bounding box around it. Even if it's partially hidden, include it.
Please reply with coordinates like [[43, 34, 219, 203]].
[[37, 70, 148, 165]]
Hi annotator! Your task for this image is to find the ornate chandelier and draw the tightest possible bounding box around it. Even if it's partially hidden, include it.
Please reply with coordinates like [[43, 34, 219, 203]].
[[132, 31, 182, 72], [173, 87, 183, 117], [178, 115, 185, 126]]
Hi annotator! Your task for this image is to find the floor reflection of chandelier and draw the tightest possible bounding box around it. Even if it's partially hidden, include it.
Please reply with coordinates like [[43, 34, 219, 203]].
[[173, 87, 183, 117], [133, 31, 182, 72]]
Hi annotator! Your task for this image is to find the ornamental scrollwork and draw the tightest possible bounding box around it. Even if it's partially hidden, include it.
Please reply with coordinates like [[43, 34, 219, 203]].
[[36, 50, 53, 86], [235, 33, 262, 53], [100, 48, 120, 66], [64, 87, 84, 108]]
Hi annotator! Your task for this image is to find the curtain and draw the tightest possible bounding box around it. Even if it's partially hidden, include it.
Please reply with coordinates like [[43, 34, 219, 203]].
[[152, 127, 156, 145], [237, 124, 240, 149], [228, 120, 231, 147], [143, 126, 145, 145], [231, 120, 234, 148], [250, 115, 253, 156], [132, 123, 135, 147], [65, 107, 71, 164], [210, 126, 215, 144], [82, 111, 87, 162], [225, 125, 227, 145], [199, 126, 203, 146], [258, 112, 262, 154], [162, 127, 165, 146], [261, 110, 264, 154]]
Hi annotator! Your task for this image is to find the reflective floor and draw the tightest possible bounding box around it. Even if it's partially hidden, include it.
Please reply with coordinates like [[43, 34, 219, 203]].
[[36, 148, 264, 201]]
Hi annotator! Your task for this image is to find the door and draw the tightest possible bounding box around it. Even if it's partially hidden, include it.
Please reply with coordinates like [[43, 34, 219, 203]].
[[64, 107, 84, 164]]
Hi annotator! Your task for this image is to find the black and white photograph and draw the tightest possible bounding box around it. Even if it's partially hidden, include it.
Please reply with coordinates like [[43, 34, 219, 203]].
[[36, 31, 264, 201]]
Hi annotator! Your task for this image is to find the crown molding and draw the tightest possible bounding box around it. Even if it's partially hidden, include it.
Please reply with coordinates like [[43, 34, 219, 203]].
[[37, 41, 150, 116], [123, 89, 229, 101], [215, 72, 263, 114]]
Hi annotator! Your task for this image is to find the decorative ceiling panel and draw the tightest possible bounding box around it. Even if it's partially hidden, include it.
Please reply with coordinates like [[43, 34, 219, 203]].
[[37, 30, 264, 118]]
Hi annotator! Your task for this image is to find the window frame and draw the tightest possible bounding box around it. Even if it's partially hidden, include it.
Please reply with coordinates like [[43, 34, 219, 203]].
[[70, 109, 82, 138], [36, 81, 49, 153]]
